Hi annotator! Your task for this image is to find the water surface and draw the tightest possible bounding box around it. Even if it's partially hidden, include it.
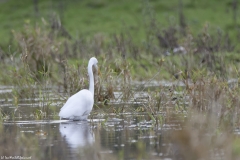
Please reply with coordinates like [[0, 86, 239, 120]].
[[0, 83, 191, 160]]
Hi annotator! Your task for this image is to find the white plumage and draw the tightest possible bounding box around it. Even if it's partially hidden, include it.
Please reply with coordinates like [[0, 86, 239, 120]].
[[59, 57, 98, 120]]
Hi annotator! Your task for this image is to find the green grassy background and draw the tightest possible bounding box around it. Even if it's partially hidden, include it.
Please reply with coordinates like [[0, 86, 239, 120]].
[[0, 0, 238, 46]]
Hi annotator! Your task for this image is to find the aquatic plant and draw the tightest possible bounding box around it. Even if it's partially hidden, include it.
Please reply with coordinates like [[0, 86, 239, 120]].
[[163, 66, 240, 159], [13, 22, 61, 80]]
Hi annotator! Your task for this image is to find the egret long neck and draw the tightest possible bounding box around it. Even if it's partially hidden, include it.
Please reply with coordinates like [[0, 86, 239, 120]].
[[88, 63, 94, 97]]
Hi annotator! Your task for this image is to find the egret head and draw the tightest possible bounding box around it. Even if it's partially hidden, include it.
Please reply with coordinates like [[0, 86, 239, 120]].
[[89, 57, 98, 66]]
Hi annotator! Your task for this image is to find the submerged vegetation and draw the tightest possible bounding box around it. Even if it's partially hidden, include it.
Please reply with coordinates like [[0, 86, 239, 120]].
[[1, 0, 240, 159]]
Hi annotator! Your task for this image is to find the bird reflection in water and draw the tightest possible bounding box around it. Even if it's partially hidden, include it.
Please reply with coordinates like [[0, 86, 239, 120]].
[[60, 122, 95, 148]]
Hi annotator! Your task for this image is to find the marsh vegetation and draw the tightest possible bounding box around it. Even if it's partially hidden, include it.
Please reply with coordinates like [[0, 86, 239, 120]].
[[1, 0, 240, 159]]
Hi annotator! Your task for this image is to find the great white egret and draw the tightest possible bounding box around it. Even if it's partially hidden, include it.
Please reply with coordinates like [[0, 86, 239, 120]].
[[59, 57, 98, 120]]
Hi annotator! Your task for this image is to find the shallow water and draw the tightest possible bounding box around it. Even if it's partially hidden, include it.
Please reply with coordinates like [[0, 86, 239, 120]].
[[2, 116, 183, 160], [1, 80, 237, 160], [0, 83, 188, 160]]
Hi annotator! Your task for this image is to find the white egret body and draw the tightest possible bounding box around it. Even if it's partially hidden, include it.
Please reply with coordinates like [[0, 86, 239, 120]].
[[59, 57, 98, 120]]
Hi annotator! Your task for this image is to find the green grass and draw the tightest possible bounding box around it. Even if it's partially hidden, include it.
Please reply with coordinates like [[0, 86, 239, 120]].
[[0, 0, 240, 82], [0, 0, 238, 47]]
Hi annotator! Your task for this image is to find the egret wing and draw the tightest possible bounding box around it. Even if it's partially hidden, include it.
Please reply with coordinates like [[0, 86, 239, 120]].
[[59, 90, 93, 119]]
